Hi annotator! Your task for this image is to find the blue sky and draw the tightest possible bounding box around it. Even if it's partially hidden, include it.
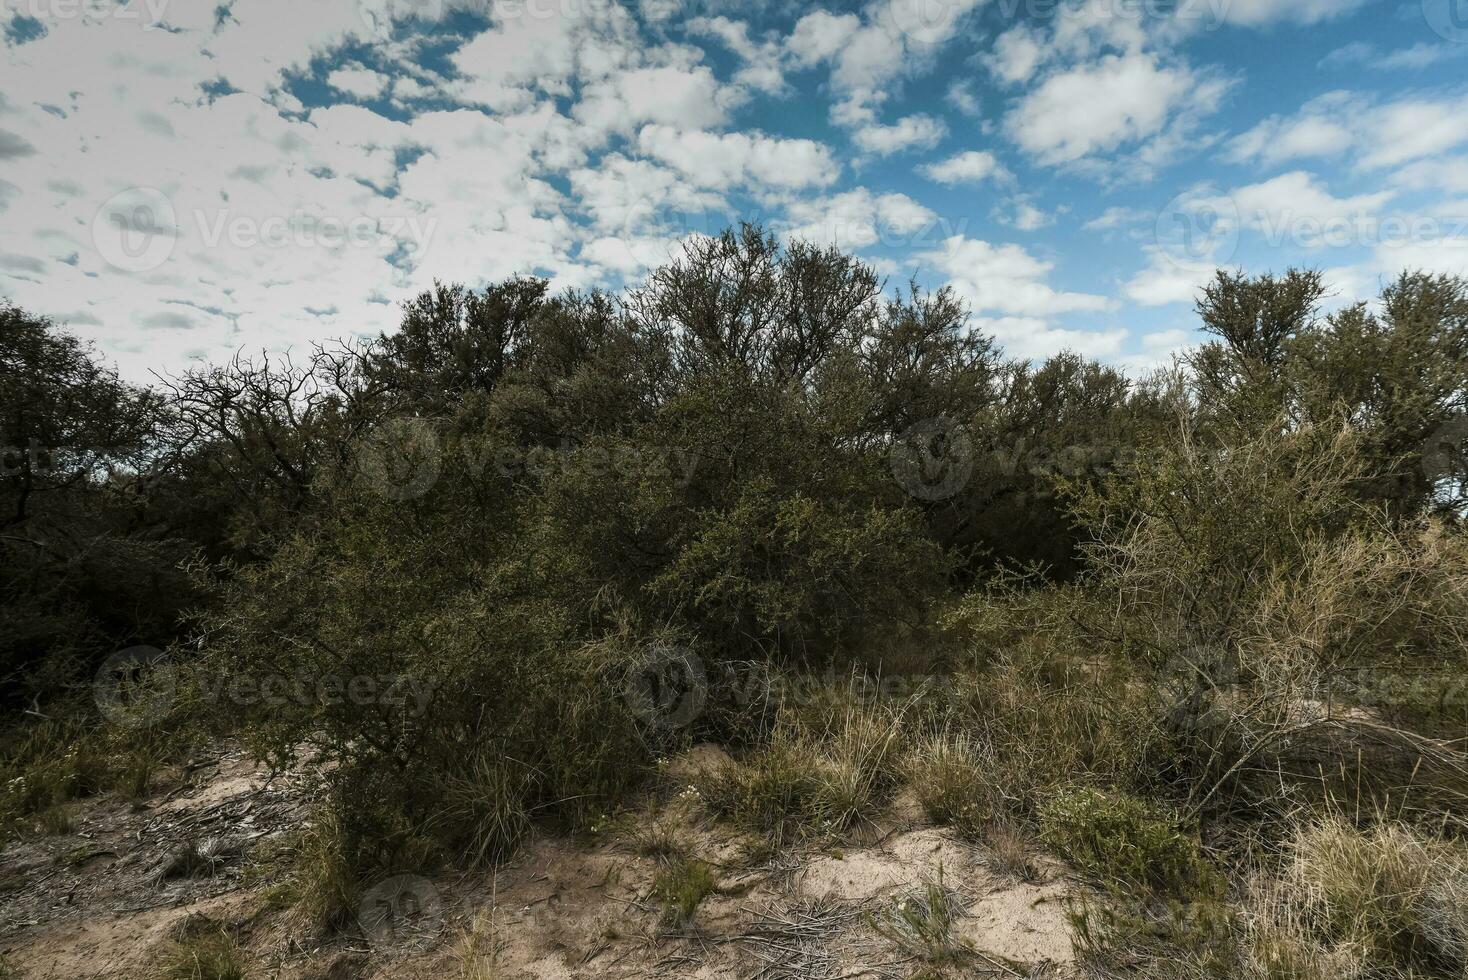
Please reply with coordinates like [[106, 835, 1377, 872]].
[[2, 0, 1467, 378]]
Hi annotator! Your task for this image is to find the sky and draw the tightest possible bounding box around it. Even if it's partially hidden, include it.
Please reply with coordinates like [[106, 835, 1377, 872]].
[[2, 0, 1468, 380]]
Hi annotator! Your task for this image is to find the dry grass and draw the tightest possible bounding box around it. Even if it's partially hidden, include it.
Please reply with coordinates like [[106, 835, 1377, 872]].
[[907, 732, 995, 838], [456, 906, 505, 980], [983, 819, 1042, 883], [1241, 816, 1468, 977], [697, 683, 909, 838], [155, 921, 245, 980]]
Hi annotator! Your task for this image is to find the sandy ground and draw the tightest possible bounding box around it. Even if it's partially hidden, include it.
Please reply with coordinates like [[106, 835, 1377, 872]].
[[0, 744, 1086, 979]]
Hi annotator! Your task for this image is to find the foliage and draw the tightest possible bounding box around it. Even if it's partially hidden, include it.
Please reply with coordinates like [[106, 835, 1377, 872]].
[[1039, 786, 1221, 899]]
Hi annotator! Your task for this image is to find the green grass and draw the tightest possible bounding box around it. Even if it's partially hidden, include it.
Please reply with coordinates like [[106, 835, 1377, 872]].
[[650, 856, 717, 927]]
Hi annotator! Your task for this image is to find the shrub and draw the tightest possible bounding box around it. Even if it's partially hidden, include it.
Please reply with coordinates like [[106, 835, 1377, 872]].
[[697, 681, 907, 836], [1039, 786, 1221, 899]]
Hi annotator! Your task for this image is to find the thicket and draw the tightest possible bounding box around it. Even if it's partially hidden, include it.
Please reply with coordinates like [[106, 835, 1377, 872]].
[[3, 228, 1467, 974]]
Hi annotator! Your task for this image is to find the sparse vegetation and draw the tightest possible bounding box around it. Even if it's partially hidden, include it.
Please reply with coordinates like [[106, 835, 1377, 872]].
[[650, 855, 717, 927], [868, 870, 976, 977], [155, 920, 246, 980]]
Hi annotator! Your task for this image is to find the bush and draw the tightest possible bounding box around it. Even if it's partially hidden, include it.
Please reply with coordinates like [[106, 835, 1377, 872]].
[[907, 733, 995, 838], [1039, 786, 1221, 899]]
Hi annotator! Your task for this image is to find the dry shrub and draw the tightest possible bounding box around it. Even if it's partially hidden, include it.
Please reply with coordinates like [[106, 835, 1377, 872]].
[[956, 421, 1468, 825]]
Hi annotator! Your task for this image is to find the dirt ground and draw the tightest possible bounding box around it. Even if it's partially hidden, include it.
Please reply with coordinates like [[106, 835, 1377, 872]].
[[0, 744, 1087, 979]]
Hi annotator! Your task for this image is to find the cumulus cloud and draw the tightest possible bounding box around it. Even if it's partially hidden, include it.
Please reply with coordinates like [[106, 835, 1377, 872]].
[[850, 113, 946, 156], [782, 189, 939, 251], [636, 125, 840, 192], [1228, 90, 1468, 171], [327, 66, 392, 99], [1006, 52, 1231, 169], [915, 236, 1113, 318], [918, 150, 1008, 185]]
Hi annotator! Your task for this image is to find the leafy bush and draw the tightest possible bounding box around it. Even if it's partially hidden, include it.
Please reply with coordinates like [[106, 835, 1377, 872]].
[[1039, 786, 1221, 899]]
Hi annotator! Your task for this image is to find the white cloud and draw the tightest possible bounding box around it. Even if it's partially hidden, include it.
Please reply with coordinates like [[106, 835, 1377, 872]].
[[1084, 207, 1150, 232], [782, 189, 938, 251], [568, 154, 724, 235], [986, 27, 1044, 85], [1363, 94, 1468, 170], [1391, 156, 1468, 195], [946, 80, 982, 117], [785, 0, 984, 150], [327, 66, 392, 100], [975, 316, 1128, 362], [574, 65, 735, 138], [1226, 171, 1395, 246], [1229, 90, 1468, 172], [1320, 42, 1466, 71], [635, 124, 840, 192], [851, 113, 946, 156], [1213, 0, 1372, 26], [919, 150, 1008, 185], [915, 235, 1113, 317], [1006, 53, 1230, 168], [1124, 246, 1216, 306], [689, 16, 788, 95], [1004, 201, 1054, 231]]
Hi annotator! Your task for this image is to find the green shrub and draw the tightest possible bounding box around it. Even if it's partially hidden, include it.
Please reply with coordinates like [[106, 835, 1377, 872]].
[[1039, 787, 1221, 899]]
